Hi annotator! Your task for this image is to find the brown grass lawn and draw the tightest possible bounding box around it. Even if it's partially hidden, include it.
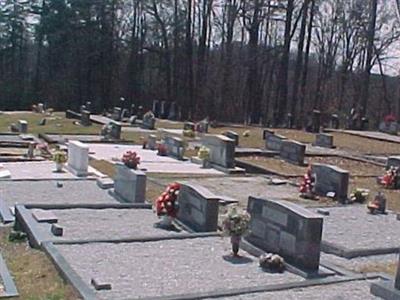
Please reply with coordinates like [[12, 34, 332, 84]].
[[0, 228, 79, 300]]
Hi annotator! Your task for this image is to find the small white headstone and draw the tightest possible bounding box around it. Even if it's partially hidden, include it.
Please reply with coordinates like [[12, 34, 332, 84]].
[[67, 141, 89, 176]]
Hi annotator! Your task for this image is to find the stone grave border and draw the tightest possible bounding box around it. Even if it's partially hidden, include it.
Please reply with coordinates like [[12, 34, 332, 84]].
[[312, 206, 400, 258], [325, 129, 400, 144], [0, 133, 41, 147], [41, 238, 382, 300], [0, 252, 19, 298], [38, 133, 131, 145]]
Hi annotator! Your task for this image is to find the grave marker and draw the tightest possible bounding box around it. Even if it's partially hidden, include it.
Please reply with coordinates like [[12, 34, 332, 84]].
[[147, 134, 157, 150], [371, 254, 400, 299], [152, 100, 160, 118], [222, 131, 239, 146], [168, 102, 177, 120], [202, 134, 235, 169], [177, 182, 219, 232], [265, 133, 287, 151], [280, 140, 306, 165], [113, 163, 146, 203], [387, 156, 400, 169], [246, 197, 323, 272], [312, 163, 349, 203], [165, 136, 185, 160], [314, 133, 334, 148], [80, 110, 91, 126], [112, 107, 122, 121], [160, 101, 169, 119], [18, 120, 28, 134], [67, 140, 89, 176]]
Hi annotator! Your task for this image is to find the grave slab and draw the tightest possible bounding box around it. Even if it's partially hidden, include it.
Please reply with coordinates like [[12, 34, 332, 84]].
[[54, 237, 302, 299], [314, 206, 400, 258]]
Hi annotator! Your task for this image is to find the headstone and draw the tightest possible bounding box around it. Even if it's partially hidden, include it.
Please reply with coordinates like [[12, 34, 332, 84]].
[[137, 106, 144, 120], [280, 140, 306, 165], [330, 114, 339, 129], [168, 102, 177, 120], [387, 156, 400, 169], [165, 136, 185, 160], [85, 101, 92, 112], [38, 118, 46, 126], [183, 122, 195, 131], [152, 100, 161, 118], [80, 110, 91, 126], [33, 210, 58, 223], [129, 115, 137, 125], [18, 120, 28, 133], [114, 163, 146, 203], [67, 140, 89, 176], [80, 105, 87, 114], [121, 108, 130, 119], [286, 113, 293, 129], [147, 134, 157, 150], [160, 101, 170, 119], [176, 182, 219, 232], [263, 129, 275, 140], [10, 123, 19, 133], [370, 254, 400, 299], [246, 197, 323, 272], [201, 134, 235, 169], [112, 107, 122, 121], [130, 104, 137, 117], [27, 142, 35, 159], [312, 110, 321, 133], [314, 133, 334, 148], [197, 119, 209, 133], [141, 111, 156, 130], [360, 117, 369, 131], [312, 163, 349, 203], [379, 121, 399, 135], [110, 121, 122, 140], [223, 131, 239, 146], [265, 133, 287, 151], [38, 103, 44, 114], [51, 224, 64, 236]]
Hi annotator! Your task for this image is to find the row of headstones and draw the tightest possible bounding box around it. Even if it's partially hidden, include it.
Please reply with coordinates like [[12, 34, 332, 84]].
[[152, 100, 178, 120]]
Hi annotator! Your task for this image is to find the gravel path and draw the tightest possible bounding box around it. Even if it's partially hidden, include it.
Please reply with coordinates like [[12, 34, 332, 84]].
[[56, 237, 303, 299], [207, 280, 379, 299], [48, 208, 185, 241], [0, 180, 118, 207], [312, 206, 400, 252]]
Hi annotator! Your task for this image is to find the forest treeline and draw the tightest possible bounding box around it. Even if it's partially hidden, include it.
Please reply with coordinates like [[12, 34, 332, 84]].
[[1, 0, 400, 126]]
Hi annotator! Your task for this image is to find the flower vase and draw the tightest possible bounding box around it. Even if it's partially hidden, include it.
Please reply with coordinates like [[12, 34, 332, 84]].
[[160, 215, 173, 227], [55, 162, 64, 172], [230, 235, 241, 256]]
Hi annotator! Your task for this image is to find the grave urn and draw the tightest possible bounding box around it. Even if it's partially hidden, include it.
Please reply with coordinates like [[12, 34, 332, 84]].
[[55, 162, 64, 172], [230, 235, 241, 256]]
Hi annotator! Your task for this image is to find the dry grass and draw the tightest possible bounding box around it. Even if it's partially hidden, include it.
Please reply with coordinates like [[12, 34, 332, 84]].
[[357, 261, 397, 275], [0, 228, 79, 300], [89, 159, 116, 178]]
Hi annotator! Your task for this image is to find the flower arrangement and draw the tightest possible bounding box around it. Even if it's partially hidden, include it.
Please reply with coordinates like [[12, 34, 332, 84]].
[[367, 192, 386, 214], [222, 207, 251, 237], [198, 146, 210, 160], [37, 143, 50, 155], [380, 166, 399, 189], [259, 253, 285, 273], [155, 183, 180, 228], [384, 114, 397, 123], [143, 111, 155, 121], [157, 143, 167, 156], [53, 150, 67, 164], [299, 167, 316, 199], [350, 188, 369, 203], [122, 151, 141, 169]]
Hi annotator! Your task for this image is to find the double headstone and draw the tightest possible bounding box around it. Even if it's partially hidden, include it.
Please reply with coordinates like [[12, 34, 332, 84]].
[[18, 120, 28, 134], [265, 131, 287, 151], [113, 163, 146, 203], [81, 110, 91, 126], [165, 136, 185, 160], [314, 133, 334, 148], [280, 140, 306, 165], [67, 141, 89, 176], [176, 182, 219, 232], [201, 135, 235, 169], [223, 131, 239, 146], [312, 163, 349, 203], [246, 197, 323, 273]]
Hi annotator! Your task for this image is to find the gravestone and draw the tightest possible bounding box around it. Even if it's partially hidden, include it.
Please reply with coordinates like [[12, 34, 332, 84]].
[[370, 254, 400, 299], [65, 109, 80, 119], [121, 108, 130, 119], [265, 132, 287, 151], [67, 140, 89, 176], [201, 134, 235, 169], [183, 122, 195, 131], [130, 104, 137, 117], [312, 163, 349, 203], [152, 100, 160, 118], [10, 123, 19, 133], [361, 117, 369, 131], [387, 156, 400, 169], [312, 110, 321, 133], [160, 101, 169, 119], [113, 163, 146, 203], [137, 106, 144, 120], [38, 118, 46, 126], [223, 131, 239, 146], [177, 182, 219, 232], [280, 140, 306, 165], [80, 110, 91, 126], [197, 119, 209, 133], [286, 113, 294, 129], [314, 133, 334, 148], [379, 121, 399, 135], [168, 102, 177, 120], [141, 111, 156, 130], [38, 103, 44, 114], [147, 134, 157, 150], [112, 107, 122, 121], [263, 129, 274, 140], [330, 114, 339, 129], [246, 197, 323, 272], [109, 121, 122, 140], [85, 101, 92, 112], [18, 120, 28, 134], [165, 136, 185, 160]]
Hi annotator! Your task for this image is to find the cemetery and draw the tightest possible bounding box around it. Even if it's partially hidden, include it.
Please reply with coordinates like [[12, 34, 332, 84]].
[[0, 110, 398, 299]]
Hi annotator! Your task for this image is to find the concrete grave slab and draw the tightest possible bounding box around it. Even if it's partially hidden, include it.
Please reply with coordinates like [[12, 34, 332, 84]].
[[32, 209, 58, 223], [314, 206, 400, 258], [53, 237, 303, 300]]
